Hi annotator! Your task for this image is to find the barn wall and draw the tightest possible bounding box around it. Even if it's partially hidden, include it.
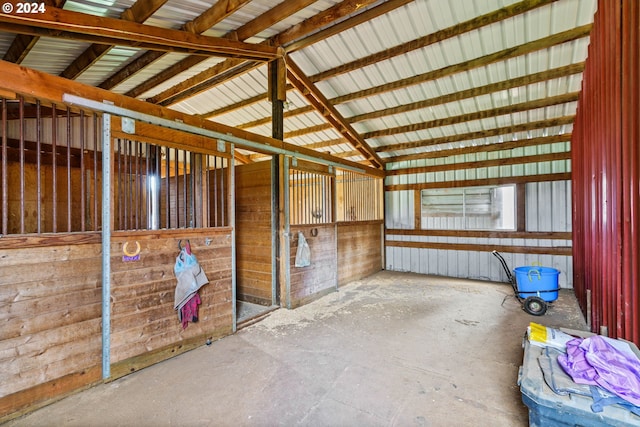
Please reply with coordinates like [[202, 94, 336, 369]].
[[572, 0, 640, 343], [288, 223, 337, 308], [385, 142, 573, 287], [0, 235, 103, 420], [337, 221, 383, 286], [109, 229, 233, 377], [235, 161, 273, 306]]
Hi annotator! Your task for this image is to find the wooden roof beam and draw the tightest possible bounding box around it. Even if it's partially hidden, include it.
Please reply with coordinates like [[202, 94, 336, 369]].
[[60, 0, 168, 80], [362, 92, 580, 139], [286, 59, 383, 170], [198, 0, 576, 122], [2, 0, 65, 64], [0, 59, 383, 177], [309, 0, 559, 83], [350, 62, 585, 123], [332, 24, 592, 105], [0, 7, 279, 61], [384, 134, 571, 165], [99, 0, 252, 90], [134, 0, 316, 101], [234, 63, 584, 130], [154, 0, 401, 107], [379, 116, 575, 156]]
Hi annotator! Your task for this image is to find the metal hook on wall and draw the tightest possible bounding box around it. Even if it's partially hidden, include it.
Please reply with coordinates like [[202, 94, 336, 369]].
[[178, 239, 191, 255]]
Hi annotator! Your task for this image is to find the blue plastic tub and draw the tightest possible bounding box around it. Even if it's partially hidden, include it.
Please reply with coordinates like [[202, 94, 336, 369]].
[[514, 266, 560, 302]]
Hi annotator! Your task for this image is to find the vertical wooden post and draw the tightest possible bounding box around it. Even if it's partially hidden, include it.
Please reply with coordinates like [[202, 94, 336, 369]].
[[270, 54, 286, 307]]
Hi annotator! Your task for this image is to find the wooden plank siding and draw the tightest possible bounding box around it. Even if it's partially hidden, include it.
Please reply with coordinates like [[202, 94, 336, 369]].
[[0, 235, 103, 419], [288, 223, 337, 308], [235, 161, 273, 306], [109, 229, 233, 378], [337, 221, 383, 286]]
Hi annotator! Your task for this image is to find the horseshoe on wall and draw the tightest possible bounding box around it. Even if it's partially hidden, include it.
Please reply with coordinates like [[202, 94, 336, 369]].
[[122, 241, 141, 257]]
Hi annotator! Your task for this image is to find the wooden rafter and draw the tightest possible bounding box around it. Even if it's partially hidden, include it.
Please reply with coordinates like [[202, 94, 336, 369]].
[[228, 62, 584, 132], [99, 0, 251, 90], [332, 24, 592, 105], [384, 134, 571, 165], [60, 0, 168, 80], [286, 59, 383, 170], [0, 7, 279, 61], [309, 0, 558, 83], [2, 0, 65, 64], [131, 0, 316, 101], [349, 63, 585, 123], [362, 92, 580, 139], [197, 2, 584, 126], [380, 116, 575, 157], [149, 0, 392, 107]]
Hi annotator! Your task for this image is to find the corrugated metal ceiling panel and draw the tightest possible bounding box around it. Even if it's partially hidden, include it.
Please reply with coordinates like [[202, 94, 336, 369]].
[[0, 0, 598, 167]]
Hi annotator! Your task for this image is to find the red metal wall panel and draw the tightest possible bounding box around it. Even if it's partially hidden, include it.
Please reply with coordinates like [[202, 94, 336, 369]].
[[572, 0, 640, 344]]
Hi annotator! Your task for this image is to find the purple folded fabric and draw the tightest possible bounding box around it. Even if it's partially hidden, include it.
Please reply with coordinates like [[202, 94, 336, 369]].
[[557, 335, 640, 406]]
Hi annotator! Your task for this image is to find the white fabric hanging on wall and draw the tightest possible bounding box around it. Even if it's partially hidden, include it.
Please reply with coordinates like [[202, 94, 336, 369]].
[[295, 231, 311, 267]]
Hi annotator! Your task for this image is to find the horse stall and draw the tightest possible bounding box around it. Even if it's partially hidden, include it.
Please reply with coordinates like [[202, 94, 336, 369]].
[[0, 97, 235, 420], [281, 159, 384, 308]]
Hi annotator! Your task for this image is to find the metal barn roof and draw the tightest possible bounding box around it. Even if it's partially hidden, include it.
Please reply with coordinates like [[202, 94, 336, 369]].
[[0, 0, 597, 170]]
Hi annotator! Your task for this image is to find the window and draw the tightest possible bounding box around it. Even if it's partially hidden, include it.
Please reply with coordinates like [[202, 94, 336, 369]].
[[421, 185, 516, 230]]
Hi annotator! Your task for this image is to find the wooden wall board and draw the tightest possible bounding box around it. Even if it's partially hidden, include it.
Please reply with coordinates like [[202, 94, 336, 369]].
[[288, 223, 337, 308], [109, 231, 233, 366], [0, 241, 102, 419], [235, 161, 273, 306], [337, 221, 383, 285]]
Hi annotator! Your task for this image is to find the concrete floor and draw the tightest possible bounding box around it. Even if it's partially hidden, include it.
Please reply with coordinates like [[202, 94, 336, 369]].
[[6, 271, 588, 427]]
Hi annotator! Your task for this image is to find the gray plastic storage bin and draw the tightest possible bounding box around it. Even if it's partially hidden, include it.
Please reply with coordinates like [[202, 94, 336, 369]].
[[519, 340, 640, 427]]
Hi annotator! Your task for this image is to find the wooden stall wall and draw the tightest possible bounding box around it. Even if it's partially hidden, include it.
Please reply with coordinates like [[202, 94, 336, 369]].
[[109, 229, 233, 378], [288, 223, 337, 308], [337, 221, 383, 286], [235, 161, 273, 306], [0, 236, 103, 421]]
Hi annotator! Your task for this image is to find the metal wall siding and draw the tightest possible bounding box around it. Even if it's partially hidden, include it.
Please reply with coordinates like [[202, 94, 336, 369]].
[[572, 0, 639, 343]]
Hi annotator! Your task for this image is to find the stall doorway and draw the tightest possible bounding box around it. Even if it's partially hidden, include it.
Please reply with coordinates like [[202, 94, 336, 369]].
[[234, 158, 279, 325]]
